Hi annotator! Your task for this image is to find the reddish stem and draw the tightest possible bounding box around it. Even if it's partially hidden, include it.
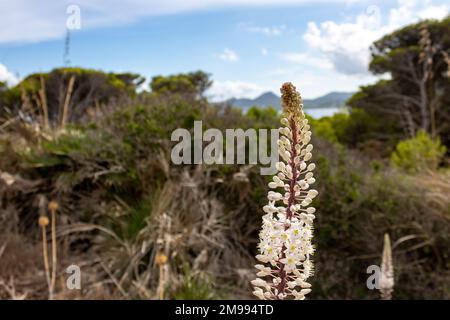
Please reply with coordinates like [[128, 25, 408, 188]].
[[275, 118, 299, 298]]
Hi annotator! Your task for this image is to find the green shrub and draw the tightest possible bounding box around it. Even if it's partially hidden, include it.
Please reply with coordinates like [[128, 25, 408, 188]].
[[308, 115, 339, 143], [172, 265, 218, 300], [246, 106, 280, 129], [390, 130, 447, 173], [312, 139, 450, 299], [308, 111, 371, 146]]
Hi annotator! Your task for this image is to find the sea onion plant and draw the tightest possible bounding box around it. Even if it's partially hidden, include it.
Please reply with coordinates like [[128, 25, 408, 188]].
[[252, 82, 317, 300]]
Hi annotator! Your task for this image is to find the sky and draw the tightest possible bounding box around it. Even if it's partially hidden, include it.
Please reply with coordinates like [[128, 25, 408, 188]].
[[0, 0, 448, 100]]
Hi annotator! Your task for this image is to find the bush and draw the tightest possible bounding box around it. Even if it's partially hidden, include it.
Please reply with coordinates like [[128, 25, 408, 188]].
[[2, 89, 450, 300], [312, 139, 450, 299], [390, 130, 447, 173], [308, 115, 339, 143], [309, 110, 380, 147]]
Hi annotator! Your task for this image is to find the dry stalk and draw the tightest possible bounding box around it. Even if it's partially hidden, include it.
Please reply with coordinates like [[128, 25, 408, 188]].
[[443, 51, 450, 77], [0, 277, 28, 300], [155, 213, 172, 300], [38, 196, 52, 299], [60, 75, 76, 128], [48, 201, 59, 299], [38, 75, 49, 129], [19, 84, 32, 112]]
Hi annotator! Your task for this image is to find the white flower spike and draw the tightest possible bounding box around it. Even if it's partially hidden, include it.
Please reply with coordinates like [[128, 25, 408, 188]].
[[252, 82, 318, 300]]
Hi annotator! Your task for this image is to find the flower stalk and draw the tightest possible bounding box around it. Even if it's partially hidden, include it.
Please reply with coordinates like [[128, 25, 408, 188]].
[[48, 200, 59, 299], [38, 197, 59, 300], [252, 82, 317, 300], [379, 233, 394, 300]]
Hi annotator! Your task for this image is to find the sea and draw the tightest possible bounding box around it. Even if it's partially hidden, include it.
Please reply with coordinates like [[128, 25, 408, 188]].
[[305, 107, 346, 119]]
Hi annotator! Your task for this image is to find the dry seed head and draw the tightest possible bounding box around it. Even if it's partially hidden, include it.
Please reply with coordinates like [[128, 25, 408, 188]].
[[155, 253, 168, 265], [39, 215, 49, 227], [48, 200, 59, 212]]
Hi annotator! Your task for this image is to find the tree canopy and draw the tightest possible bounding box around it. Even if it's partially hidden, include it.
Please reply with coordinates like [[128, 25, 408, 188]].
[[349, 16, 450, 149], [150, 70, 212, 98], [0, 67, 145, 127]]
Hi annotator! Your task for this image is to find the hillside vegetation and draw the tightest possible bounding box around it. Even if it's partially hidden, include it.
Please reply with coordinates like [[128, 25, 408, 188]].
[[0, 18, 449, 300]]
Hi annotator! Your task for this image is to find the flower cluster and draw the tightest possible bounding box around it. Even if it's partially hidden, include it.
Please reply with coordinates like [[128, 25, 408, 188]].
[[252, 82, 317, 300]]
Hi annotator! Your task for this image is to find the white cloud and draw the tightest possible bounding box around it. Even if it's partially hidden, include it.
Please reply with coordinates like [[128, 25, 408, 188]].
[[267, 67, 377, 98], [207, 80, 265, 101], [279, 52, 333, 70], [0, 63, 19, 85], [242, 23, 286, 36], [419, 3, 449, 20], [218, 48, 239, 62], [261, 48, 269, 55], [0, 0, 349, 43], [303, 0, 449, 75]]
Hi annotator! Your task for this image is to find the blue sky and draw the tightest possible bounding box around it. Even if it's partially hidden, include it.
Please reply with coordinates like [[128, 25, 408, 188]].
[[0, 0, 448, 99]]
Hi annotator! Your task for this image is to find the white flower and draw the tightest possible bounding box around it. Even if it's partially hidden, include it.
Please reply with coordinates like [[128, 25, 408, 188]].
[[304, 152, 312, 161], [252, 83, 318, 300], [292, 290, 306, 300], [280, 254, 299, 272], [300, 288, 312, 295], [253, 287, 266, 300], [251, 278, 268, 287], [275, 162, 285, 171], [308, 190, 318, 198], [295, 278, 312, 288], [256, 254, 270, 263], [268, 191, 283, 201], [306, 207, 316, 214]]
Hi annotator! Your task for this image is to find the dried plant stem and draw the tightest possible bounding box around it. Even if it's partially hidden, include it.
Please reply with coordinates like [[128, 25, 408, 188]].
[[41, 225, 52, 300], [39, 75, 49, 129], [158, 264, 165, 300], [60, 75, 75, 128], [50, 207, 57, 299], [99, 260, 130, 299], [0, 277, 28, 300], [155, 213, 171, 300], [443, 51, 450, 77], [20, 85, 32, 111]]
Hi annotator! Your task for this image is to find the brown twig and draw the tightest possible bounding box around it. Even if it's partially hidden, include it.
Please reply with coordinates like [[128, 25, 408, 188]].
[[39, 75, 49, 129], [60, 75, 76, 128], [48, 201, 59, 299]]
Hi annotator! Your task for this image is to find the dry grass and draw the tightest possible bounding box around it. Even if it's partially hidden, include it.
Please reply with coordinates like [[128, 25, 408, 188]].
[[0, 162, 256, 299], [0, 101, 449, 300], [417, 170, 450, 220]]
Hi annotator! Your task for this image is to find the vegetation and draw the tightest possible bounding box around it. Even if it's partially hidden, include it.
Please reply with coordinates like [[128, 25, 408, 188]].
[[391, 130, 447, 173], [348, 17, 450, 152], [0, 17, 449, 300]]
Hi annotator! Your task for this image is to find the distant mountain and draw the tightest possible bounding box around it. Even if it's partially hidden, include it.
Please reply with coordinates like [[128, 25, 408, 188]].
[[223, 91, 353, 111], [304, 92, 354, 109], [226, 92, 281, 110]]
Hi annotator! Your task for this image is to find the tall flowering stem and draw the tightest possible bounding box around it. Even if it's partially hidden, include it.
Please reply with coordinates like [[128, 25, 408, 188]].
[[379, 233, 394, 300], [252, 83, 317, 300]]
